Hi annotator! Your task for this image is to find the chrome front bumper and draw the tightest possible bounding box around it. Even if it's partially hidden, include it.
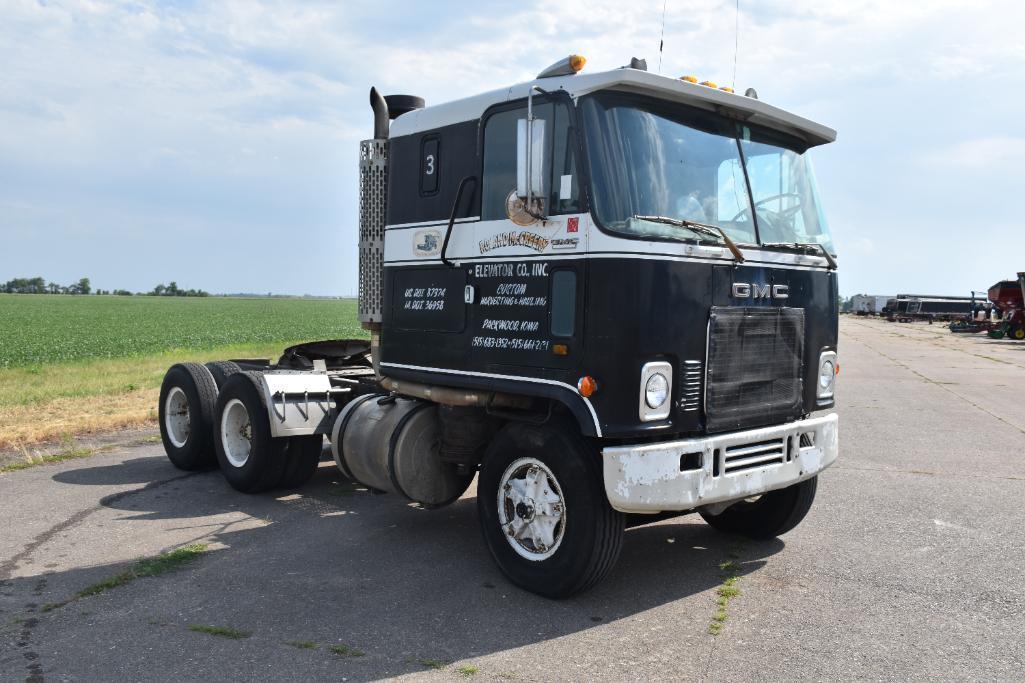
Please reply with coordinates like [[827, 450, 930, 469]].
[[602, 413, 838, 514]]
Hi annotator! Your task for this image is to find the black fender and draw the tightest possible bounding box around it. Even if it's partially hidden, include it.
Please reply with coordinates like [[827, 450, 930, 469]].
[[380, 365, 601, 437]]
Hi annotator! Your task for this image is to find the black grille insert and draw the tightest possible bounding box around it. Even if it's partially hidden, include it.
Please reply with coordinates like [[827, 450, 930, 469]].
[[705, 307, 804, 432]]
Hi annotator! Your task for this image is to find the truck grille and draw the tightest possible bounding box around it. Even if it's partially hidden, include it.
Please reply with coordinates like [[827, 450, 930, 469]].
[[722, 438, 787, 475], [705, 307, 804, 432], [680, 360, 702, 412]]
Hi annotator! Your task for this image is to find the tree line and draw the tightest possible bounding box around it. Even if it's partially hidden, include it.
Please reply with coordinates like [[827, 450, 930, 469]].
[[2, 277, 208, 297]]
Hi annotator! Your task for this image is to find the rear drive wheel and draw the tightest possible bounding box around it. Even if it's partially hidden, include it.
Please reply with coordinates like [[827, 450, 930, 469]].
[[477, 422, 625, 599], [214, 372, 288, 493], [278, 436, 324, 489], [158, 363, 218, 470], [205, 360, 242, 390], [700, 476, 818, 539]]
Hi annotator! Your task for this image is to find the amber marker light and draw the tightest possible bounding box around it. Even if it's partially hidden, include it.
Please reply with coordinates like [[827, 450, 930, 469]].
[[569, 54, 587, 72], [699, 80, 718, 88], [680, 75, 698, 83], [719, 86, 735, 93], [577, 376, 598, 397], [553, 344, 569, 356]]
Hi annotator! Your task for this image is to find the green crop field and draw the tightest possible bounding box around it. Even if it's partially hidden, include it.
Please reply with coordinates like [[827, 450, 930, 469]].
[[0, 294, 366, 449], [0, 294, 364, 369]]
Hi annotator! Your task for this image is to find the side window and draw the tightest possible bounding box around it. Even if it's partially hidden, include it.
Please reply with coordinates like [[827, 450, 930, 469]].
[[550, 270, 577, 337], [550, 104, 581, 215], [481, 102, 580, 221]]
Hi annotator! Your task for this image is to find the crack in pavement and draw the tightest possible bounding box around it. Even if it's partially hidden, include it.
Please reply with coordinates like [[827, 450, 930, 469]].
[[831, 464, 1025, 483], [1, 469, 204, 683], [845, 328, 1025, 437], [845, 319, 1025, 371], [0, 470, 204, 582]]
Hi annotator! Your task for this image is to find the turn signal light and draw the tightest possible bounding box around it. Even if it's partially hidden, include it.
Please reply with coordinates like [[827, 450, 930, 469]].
[[577, 375, 598, 397], [553, 344, 569, 356], [835, 363, 841, 375], [569, 54, 587, 72]]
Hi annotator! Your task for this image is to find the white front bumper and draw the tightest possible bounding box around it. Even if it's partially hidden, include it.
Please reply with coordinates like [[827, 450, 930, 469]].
[[602, 413, 838, 513]]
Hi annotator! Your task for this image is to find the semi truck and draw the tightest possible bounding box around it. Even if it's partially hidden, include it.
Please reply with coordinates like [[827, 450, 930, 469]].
[[157, 55, 840, 598]]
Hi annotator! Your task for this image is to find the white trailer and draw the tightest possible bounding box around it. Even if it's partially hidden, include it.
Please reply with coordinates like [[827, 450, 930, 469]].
[[850, 294, 891, 315]]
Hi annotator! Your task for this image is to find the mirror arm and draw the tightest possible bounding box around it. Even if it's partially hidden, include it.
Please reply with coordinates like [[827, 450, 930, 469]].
[[524, 85, 551, 221], [441, 176, 477, 268]]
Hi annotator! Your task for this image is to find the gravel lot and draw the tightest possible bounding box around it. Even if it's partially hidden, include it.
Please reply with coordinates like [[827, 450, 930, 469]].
[[2, 317, 1024, 681]]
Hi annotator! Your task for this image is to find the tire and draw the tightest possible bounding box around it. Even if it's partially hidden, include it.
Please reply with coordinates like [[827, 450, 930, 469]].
[[1013, 327, 1025, 341], [158, 363, 219, 471], [213, 372, 289, 493], [699, 476, 818, 540], [205, 360, 242, 390], [477, 422, 625, 599], [278, 436, 324, 489]]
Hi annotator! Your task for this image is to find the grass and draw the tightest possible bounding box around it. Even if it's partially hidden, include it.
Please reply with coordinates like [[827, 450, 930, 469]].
[[77, 543, 208, 599], [188, 624, 252, 639], [708, 557, 743, 636], [457, 664, 480, 676], [286, 640, 319, 650], [329, 643, 365, 657], [0, 294, 363, 449], [0, 435, 110, 473], [417, 658, 450, 670]]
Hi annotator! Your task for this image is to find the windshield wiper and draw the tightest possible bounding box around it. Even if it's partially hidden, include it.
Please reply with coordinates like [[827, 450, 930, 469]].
[[631, 215, 745, 263], [762, 242, 837, 270]]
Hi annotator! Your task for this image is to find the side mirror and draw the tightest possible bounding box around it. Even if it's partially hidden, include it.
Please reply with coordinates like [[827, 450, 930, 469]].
[[516, 117, 547, 210]]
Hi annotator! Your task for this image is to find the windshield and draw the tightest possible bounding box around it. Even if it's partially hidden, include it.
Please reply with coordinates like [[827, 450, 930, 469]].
[[738, 128, 834, 252], [581, 92, 834, 252]]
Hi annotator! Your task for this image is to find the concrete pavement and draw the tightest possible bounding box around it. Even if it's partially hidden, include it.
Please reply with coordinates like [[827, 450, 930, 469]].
[[2, 316, 1024, 681]]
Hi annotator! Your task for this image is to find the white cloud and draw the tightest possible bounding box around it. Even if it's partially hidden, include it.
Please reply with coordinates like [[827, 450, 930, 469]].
[[924, 137, 1025, 169], [2, 0, 1025, 295]]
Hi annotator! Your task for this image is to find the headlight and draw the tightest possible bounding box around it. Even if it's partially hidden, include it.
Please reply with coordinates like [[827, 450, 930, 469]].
[[817, 351, 837, 400], [645, 373, 669, 409], [639, 361, 673, 421]]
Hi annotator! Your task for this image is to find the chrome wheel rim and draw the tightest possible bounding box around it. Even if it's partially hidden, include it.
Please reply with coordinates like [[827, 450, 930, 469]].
[[164, 387, 190, 448], [221, 398, 252, 468], [497, 457, 566, 561]]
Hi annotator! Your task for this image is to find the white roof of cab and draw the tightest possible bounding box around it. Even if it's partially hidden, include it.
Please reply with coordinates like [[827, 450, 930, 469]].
[[389, 67, 836, 148]]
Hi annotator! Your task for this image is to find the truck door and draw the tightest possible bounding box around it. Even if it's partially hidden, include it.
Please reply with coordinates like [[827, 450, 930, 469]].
[[468, 97, 585, 378]]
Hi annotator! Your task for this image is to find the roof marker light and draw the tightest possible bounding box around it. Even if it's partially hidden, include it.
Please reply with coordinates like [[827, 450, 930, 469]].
[[680, 75, 698, 83], [699, 80, 718, 88], [537, 55, 587, 78], [719, 86, 735, 93]]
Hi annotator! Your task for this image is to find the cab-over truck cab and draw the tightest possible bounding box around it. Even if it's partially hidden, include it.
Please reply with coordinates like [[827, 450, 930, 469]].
[[158, 55, 839, 598]]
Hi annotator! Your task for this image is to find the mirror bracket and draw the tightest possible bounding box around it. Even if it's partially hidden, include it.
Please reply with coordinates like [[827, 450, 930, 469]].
[[518, 85, 550, 221]]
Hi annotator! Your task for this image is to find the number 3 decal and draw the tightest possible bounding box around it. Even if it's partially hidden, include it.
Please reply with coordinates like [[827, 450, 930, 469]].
[[425, 154, 435, 175]]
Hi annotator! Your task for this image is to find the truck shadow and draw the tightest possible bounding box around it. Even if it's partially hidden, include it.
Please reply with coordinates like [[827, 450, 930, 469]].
[[24, 455, 787, 678]]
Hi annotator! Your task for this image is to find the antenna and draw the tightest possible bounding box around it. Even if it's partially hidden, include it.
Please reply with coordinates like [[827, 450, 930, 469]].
[[732, 0, 740, 89], [658, 0, 667, 74]]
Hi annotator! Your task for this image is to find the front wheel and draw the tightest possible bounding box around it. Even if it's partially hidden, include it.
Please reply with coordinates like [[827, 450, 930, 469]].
[[477, 423, 625, 599], [699, 476, 818, 539]]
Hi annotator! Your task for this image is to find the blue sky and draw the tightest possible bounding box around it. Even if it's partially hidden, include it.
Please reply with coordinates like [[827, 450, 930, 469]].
[[1, 0, 1022, 296]]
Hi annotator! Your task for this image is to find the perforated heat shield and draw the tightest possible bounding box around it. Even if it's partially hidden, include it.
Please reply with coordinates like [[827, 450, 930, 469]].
[[358, 139, 387, 324]]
